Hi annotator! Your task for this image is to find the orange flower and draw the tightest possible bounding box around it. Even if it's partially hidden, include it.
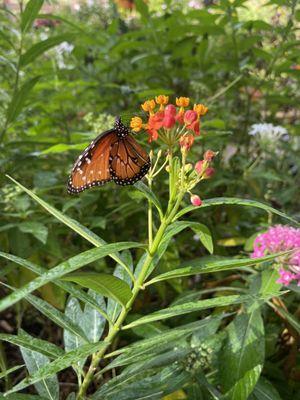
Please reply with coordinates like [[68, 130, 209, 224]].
[[130, 116, 143, 132], [204, 150, 217, 161], [176, 97, 190, 108], [147, 111, 164, 142], [193, 103, 208, 116], [155, 95, 169, 110], [141, 99, 156, 115]]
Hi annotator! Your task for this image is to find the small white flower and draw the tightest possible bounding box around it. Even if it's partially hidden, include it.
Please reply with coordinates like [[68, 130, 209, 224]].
[[56, 42, 74, 55], [248, 123, 288, 142]]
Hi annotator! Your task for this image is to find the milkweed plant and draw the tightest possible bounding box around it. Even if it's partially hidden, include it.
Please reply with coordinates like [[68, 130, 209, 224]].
[[0, 95, 299, 400]]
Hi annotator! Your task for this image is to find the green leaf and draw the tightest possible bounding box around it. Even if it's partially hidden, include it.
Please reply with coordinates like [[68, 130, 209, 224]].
[[134, 0, 150, 20], [6, 176, 132, 278], [21, 0, 44, 33], [5, 341, 106, 395], [26, 294, 89, 342], [19, 221, 48, 244], [20, 34, 75, 66], [0, 251, 111, 323], [62, 272, 132, 307], [0, 331, 64, 359], [268, 303, 300, 334], [6, 76, 40, 124], [83, 289, 106, 343], [63, 297, 86, 372], [105, 317, 227, 375], [0, 364, 24, 379], [249, 377, 282, 400], [20, 346, 59, 400], [0, 241, 142, 313], [133, 182, 163, 220], [0, 395, 47, 400], [174, 197, 299, 226], [123, 295, 250, 329], [220, 309, 265, 400], [158, 221, 213, 259], [145, 252, 287, 286], [107, 251, 133, 322]]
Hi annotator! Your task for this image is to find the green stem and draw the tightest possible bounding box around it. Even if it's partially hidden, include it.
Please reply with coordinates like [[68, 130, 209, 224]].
[[148, 177, 153, 248], [77, 191, 185, 399]]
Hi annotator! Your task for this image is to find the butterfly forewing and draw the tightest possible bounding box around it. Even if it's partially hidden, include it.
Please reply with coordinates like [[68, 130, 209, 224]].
[[67, 131, 117, 194]]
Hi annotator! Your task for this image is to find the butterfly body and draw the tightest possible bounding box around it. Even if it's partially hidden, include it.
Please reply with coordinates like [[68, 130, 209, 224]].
[[67, 118, 150, 194]]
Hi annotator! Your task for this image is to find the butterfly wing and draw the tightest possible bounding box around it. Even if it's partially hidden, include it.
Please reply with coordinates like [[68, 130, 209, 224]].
[[67, 130, 118, 194], [109, 134, 150, 186]]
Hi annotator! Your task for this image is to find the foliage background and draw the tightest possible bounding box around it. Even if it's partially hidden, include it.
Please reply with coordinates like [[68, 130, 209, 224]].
[[0, 0, 299, 399]]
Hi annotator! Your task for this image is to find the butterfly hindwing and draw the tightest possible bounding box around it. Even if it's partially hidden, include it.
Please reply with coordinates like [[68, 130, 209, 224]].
[[109, 136, 150, 186]]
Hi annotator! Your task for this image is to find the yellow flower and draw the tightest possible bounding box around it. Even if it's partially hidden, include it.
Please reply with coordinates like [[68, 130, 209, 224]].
[[193, 103, 208, 116], [176, 97, 190, 108], [141, 99, 156, 114], [130, 116, 143, 132], [155, 95, 169, 110]]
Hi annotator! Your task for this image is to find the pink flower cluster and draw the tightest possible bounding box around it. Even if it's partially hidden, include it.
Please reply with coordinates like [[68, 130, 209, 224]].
[[252, 225, 300, 286]]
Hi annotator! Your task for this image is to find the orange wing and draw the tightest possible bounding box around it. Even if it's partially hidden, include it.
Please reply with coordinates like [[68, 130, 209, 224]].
[[67, 131, 118, 194], [109, 134, 150, 186]]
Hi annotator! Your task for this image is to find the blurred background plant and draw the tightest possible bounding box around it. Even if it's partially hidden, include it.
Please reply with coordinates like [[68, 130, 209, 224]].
[[0, 0, 299, 399]]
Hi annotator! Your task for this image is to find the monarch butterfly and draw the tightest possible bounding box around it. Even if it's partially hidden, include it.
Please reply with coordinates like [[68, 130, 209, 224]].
[[67, 117, 150, 194]]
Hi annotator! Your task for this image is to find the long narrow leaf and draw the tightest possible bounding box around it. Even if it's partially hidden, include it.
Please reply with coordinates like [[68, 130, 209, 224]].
[[145, 252, 289, 286], [6, 176, 133, 280], [21, 0, 44, 32], [123, 295, 250, 329], [0, 242, 143, 313], [62, 272, 132, 306], [25, 294, 89, 342], [133, 182, 163, 220], [0, 364, 24, 379], [173, 197, 299, 226], [0, 251, 111, 324], [5, 342, 106, 395], [0, 333, 63, 359]]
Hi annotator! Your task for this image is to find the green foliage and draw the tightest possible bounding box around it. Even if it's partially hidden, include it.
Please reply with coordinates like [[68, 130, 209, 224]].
[[0, 0, 299, 399]]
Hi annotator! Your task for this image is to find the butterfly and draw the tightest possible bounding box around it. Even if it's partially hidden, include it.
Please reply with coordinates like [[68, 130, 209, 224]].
[[67, 117, 150, 194]]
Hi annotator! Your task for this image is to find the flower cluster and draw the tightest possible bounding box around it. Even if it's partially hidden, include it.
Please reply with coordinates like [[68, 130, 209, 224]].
[[248, 123, 289, 149], [251, 225, 300, 286], [130, 95, 208, 144]]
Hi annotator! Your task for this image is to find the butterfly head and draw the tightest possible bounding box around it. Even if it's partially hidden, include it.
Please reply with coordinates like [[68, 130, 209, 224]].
[[115, 117, 129, 138]]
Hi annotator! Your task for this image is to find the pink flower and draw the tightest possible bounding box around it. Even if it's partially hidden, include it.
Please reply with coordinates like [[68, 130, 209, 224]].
[[184, 110, 198, 125], [251, 225, 300, 286], [276, 269, 296, 285], [203, 167, 215, 179], [204, 150, 217, 162], [165, 104, 177, 116], [162, 114, 176, 129], [190, 194, 202, 207], [195, 160, 205, 175]]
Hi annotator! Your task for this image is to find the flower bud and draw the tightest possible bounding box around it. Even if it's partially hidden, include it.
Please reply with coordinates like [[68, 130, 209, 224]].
[[204, 150, 217, 161], [175, 112, 184, 124], [195, 160, 206, 175], [165, 104, 177, 116], [162, 114, 176, 129], [190, 194, 202, 207], [203, 167, 215, 179], [184, 110, 198, 125], [184, 163, 193, 172]]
